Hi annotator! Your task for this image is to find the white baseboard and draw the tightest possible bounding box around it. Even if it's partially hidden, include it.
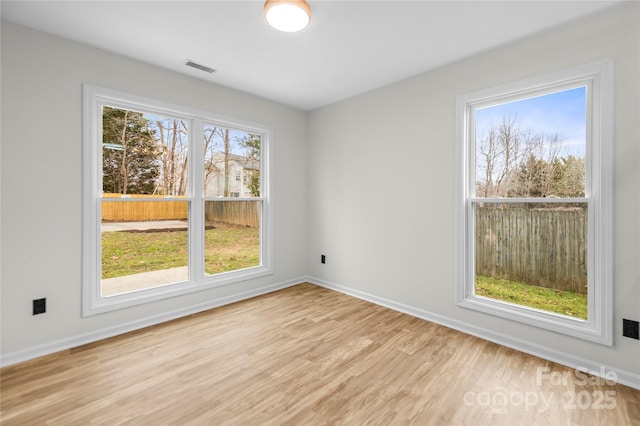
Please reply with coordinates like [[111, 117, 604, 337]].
[[4, 276, 638, 391], [0, 277, 303, 368], [306, 276, 640, 391]]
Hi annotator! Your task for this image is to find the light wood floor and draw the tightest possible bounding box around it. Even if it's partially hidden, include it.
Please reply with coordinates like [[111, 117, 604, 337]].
[[1, 283, 639, 425]]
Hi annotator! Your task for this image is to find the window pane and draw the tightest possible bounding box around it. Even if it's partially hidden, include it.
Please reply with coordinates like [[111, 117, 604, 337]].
[[102, 106, 189, 196], [474, 88, 586, 198], [101, 106, 190, 297], [203, 125, 261, 198], [474, 202, 587, 319], [101, 199, 189, 296], [204, 200, 260, 275]]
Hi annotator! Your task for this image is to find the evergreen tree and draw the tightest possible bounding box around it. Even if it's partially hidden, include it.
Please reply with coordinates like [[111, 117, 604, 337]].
[[240, 133, 261, 197], [511, 154, 585, 198], [102, 107, 159, 194]]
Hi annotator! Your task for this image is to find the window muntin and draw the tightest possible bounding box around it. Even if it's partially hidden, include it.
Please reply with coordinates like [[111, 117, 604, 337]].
[[456, 60, 613, 344], [83, 85, 271, 315]]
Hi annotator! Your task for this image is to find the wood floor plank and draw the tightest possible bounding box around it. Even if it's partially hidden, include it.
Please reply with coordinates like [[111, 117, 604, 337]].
[[1, 283, 638, 425]]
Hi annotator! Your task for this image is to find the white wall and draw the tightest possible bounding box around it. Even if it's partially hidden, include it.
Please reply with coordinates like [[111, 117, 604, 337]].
[[0, 21, 307, 359], [307, 3, 640, 379]]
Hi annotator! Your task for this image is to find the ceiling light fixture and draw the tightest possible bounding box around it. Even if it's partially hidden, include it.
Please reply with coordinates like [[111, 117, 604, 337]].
[[264, 0, 311, 33]]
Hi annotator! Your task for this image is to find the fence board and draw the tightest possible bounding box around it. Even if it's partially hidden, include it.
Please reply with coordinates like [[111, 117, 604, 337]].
[[475, 205, 587, 294]]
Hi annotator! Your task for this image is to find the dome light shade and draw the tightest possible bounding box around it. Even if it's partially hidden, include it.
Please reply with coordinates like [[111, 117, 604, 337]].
[[264, 0, 311, 32]]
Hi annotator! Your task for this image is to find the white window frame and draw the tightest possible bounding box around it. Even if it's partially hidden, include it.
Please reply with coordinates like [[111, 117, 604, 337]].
[[82, 85, 273, 316], [455, 60, 613, 345]]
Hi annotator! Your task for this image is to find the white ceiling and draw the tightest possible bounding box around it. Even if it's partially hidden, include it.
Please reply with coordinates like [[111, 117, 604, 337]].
[[1, 1, 622, 111]]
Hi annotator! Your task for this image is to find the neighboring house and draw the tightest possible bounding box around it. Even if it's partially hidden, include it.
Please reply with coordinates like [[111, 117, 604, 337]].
[[205, 152, 259, 198]]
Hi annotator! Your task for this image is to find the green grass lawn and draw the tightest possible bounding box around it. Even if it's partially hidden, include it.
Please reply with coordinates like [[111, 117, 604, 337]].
[[104, 228, 586, 320], [475, 275, 587, 319], [102, 223, 259, 279]]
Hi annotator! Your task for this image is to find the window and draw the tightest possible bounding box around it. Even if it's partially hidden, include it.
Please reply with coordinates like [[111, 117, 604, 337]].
[[83, 85, 271, 315], [455, 60, 613, 344]]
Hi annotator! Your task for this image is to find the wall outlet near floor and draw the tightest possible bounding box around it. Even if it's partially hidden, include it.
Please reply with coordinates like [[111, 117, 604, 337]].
[[622, 319, 639, 340], [33, 298, 46, 315], [321, 254, 326, 264]]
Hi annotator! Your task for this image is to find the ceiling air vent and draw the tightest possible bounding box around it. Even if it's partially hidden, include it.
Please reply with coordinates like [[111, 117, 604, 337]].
[[185, 60, 216, 74]]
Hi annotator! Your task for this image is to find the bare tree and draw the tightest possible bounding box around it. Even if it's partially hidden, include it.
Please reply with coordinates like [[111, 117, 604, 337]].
[[202, 127, 234, 197], [477, 115, 529, 197], [476, 115, 579, 198], [203, 125, 219, 195], [154, 118, 189, 196]]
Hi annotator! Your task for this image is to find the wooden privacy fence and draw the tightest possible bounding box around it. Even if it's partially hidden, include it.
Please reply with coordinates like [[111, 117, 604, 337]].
[[102, 194, 259, 228], [205, 200, 260, 228], [102, 193, 188, 222], [475, 206, 587, 294]]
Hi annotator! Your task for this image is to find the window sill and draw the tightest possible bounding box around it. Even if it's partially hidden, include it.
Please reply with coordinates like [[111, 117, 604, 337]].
[[457, 295, 611, 346], [83, 266, 273, 316]]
